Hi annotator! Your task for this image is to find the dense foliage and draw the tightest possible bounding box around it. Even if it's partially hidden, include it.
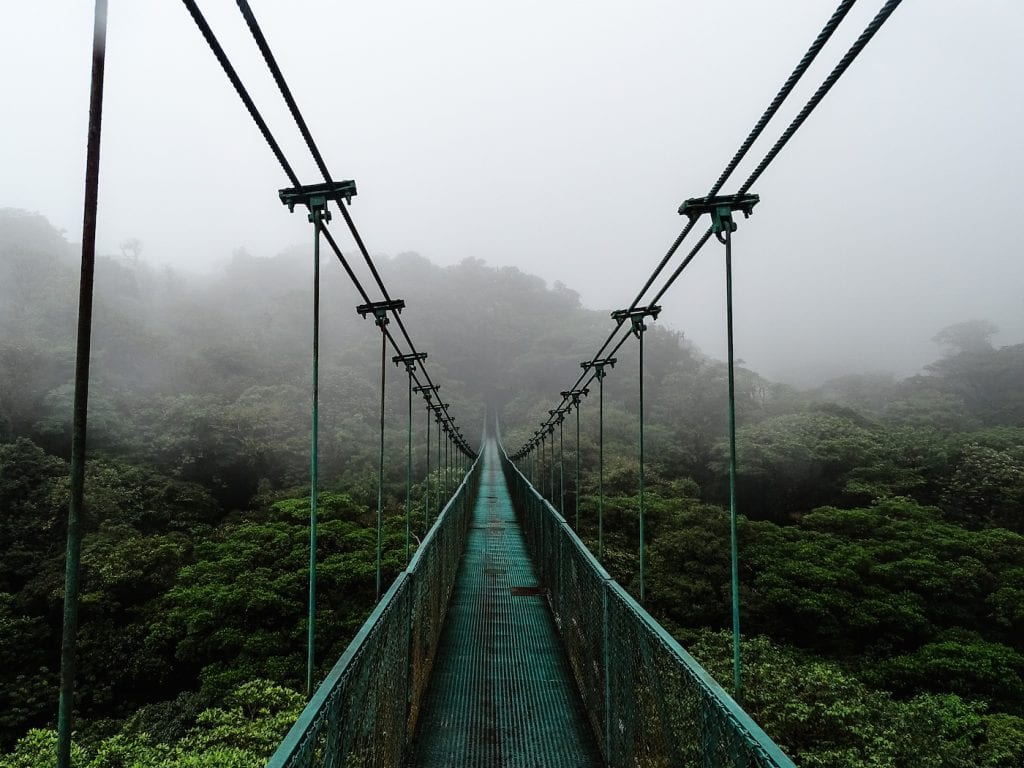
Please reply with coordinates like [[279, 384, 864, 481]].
[[2, 209, 1022, 765]]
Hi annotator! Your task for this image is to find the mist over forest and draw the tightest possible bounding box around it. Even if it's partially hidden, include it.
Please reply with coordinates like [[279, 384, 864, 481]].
[[2, 207, 1024, 766]]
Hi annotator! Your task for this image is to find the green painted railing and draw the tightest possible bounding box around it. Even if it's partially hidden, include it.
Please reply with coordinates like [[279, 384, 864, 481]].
[[266, 456, 481, 768], [499, 443, 797, 768]]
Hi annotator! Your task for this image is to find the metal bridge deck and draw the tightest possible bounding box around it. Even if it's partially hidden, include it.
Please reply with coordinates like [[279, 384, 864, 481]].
[[409, 440, 602, 767]]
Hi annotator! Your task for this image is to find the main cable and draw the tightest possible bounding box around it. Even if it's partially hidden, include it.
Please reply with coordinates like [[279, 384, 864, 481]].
[[180, 0, 300, 189], [516, 0, 863, 449], [650, 0, 904, 306], [234, 0, 464, 446], [183, 0, 473, 453], [515, 0, 903, 453]]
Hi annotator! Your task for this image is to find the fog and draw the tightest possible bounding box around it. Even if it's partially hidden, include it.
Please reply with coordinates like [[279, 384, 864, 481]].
[[2, 1, 1023, 386]]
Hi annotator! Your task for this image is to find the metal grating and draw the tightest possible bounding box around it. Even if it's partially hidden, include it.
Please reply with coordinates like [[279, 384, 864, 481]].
[[409, 441, 603, 767], [499, 441, 797, 768]]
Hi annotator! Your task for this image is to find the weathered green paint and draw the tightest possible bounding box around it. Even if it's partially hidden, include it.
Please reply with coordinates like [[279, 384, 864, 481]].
[[724, 226, 742, 701], [306, 199, 328, 697], [376, 326, 387, 601], [58, 3, 107, 764], [406, 369, 412, 563]]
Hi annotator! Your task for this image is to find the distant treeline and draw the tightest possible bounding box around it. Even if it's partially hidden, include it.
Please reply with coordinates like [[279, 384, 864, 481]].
[[1, 208, 1022, 766]]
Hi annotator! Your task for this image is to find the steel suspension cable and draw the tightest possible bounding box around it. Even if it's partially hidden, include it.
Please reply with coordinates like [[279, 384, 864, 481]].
[[517, 0, 860, 439], [515, 0, 903, 455], [234, 1, 466, 442], [627, 0, 859, 314], [180, 0, 300, 188], [186, 0, 473, 461], [738, 0, 903, 196], [651, 0, 904, 306]]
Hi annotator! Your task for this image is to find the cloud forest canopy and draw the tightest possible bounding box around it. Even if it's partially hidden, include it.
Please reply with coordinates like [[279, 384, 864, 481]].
[[1, 210, 1023, 766]]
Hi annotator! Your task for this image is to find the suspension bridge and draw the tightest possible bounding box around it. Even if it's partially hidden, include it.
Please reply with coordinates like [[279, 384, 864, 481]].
[[54, 1, 905, 765]]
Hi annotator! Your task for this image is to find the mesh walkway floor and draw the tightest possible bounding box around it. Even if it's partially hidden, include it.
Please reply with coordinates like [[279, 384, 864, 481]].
[[409, 440, 603, 767]]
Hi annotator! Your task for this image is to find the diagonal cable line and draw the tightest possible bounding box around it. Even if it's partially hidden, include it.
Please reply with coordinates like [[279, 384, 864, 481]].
[[182, 0, 474, 453], [234, 0, 462, 441], [516, 0, 904, 453]]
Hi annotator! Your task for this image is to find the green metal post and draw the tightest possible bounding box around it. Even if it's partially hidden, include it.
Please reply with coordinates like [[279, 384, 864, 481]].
[[639, 323, 648, 604], [307, 201, 326, 697], [405, 370, 412, 564], [725, 226, 742, 701], [575, 403, 581, 531], [424, 404, 431, 530], [436, 415, 442, 518], [558, 417, 565, 514], [540, 436, 546, 500], [548, 431, 555, 503], [598, 373, 605, 560], [376, 327, 387, 601], [58, 3, 106, 763]]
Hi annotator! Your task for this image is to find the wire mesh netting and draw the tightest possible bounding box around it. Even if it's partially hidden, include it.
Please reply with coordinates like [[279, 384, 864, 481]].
[[267, 457, 481, 768], [500, 445, 796, 768]]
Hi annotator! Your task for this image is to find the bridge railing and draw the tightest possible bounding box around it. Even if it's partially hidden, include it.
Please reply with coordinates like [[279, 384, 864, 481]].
[[266, 456, 481, 768], [499, 444, 796, 768]]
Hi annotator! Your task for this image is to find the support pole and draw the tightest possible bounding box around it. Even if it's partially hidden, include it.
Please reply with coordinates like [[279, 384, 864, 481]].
[[407, 374, 412, 562], [725, 226, 742, 700], [58, 3, 107, 763], [559, 416, 565, 515], [583, 358, 615, 560], [563, 388, 587, 532], [639, 325, 646, 603], [540, 435, 546, 500], [280, 180, 358, 698], [598, 376, 604, 559], [575, 404, 581, 530], [548, 428, 555, 504], [356, 299, 405, 601], [678, 192, 758, 701], [306, 200, 326, 696], [425, 404, 431, 529], [395, 355, 427, 563], [611, 306, 660, 605], [436, 414, 441, 516]]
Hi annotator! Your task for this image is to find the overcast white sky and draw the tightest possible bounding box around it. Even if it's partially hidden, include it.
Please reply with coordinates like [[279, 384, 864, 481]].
[[2, 1, 1023, 384]]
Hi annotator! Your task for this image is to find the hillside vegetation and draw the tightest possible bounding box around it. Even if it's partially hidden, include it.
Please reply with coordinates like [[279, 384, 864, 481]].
[[1, 209, 1022, 766]]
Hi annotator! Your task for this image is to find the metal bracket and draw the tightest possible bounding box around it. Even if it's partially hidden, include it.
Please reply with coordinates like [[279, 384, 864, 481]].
[[549, 407, 568, 424], [279, 180, 358, 219], [357, 299, 405, 328], [612, 305, 661, 339], [561, 387, 590, 407], [678, 193, 760, 243], [393, 352, 427, 372], [582, 357, 617, 380]]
